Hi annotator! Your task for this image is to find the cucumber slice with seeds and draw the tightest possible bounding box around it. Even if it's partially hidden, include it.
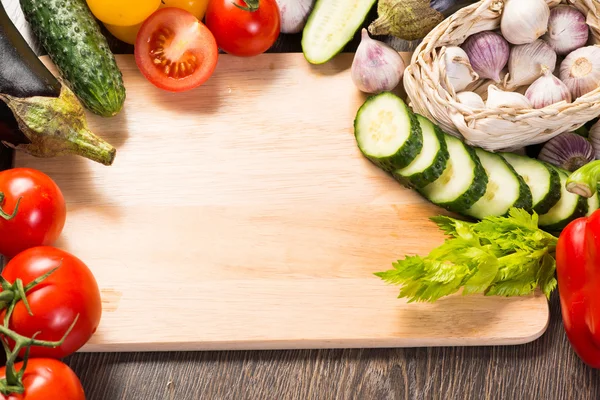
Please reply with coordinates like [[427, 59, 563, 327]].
[[500, 153, 561, 215], [465, 149, 532, 219], [393, 115, 450, 189], [354, 93, 423, 171], [302, 0, 377, 64], [539, 169, 588, 231], [419, 135, 487, 213]]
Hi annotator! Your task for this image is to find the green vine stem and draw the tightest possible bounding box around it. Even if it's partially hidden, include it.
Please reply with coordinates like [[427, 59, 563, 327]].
[[0, 315, 80, 395], [234, 0, 259, 12], [0, 192, 21, 221]]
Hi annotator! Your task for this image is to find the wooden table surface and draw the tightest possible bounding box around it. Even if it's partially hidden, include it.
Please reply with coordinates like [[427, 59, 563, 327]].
[[4, 3, 600, 398]]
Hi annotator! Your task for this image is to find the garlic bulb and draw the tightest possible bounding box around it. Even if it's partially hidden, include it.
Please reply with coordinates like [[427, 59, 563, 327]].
[[456, 91, 485, 109], [542, 5, 590, 56], [440, 46, 478, 93], [507, 40, 557, 88], [589, 120, 600, 159], [560, 46, 600, 99], [351, 29, 406, 94], [538, 132, 594, 172], [461, 31, 509, 82], [486, 85, 532, 109], [275, 0, 314, 34], [525, 66, 572, 108], [500, 0, 550, 45]]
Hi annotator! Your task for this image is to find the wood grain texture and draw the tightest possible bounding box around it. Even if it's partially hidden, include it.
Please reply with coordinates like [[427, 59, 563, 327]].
[[62, 293, 600, 400], [13, 54, 549, 351]]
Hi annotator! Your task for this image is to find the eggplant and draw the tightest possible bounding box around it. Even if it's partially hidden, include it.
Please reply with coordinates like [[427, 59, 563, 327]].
[[0, 1, 116, 166], [368, 0, 478, 41]]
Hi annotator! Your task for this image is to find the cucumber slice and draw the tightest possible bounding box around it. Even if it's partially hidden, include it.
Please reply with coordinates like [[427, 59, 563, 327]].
[[500, 153, 561, 215], [393, 115, 450, 189], [465, 149, 532, 219], [354, 93, 423, 171], [587, 191, 599, 216], [302, 0, 376, 64], [419, 135, 488, 213], [539, 169, 588, 231]]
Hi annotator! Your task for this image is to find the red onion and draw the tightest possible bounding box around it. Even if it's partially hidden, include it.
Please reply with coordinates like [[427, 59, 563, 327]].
[[543, 6, 590, 56], [461, 31, 509, 82]]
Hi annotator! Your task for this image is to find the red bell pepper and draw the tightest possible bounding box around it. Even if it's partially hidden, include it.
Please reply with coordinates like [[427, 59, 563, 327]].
[[556, 209, 600, 368]]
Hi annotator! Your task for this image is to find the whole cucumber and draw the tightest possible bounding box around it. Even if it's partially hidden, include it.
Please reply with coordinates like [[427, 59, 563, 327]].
[[20, 0, 126, 117]]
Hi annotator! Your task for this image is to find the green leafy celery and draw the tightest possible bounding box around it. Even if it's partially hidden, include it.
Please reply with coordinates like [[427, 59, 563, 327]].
[[375, 208, 558, 303]]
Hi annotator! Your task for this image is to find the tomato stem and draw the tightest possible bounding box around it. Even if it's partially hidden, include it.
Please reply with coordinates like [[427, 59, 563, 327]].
[[234, 0, 259, 12], [0, 192, 21, 221], [0, 314, 80, 394]]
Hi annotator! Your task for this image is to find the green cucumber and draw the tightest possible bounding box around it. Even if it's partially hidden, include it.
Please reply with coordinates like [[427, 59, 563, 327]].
[[500, 153, 561, 215], [354, 92, 423, 171], [393, 115, 449, 189], [465, 149, 532, 219], [419, 134, 488, 213], [539, 169, 588, 231], [302, 0, 377, 64], [20, 0, 126, 117]]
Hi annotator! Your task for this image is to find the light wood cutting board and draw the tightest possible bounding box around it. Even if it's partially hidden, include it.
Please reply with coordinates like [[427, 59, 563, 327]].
[[12, 54, 549, 352]]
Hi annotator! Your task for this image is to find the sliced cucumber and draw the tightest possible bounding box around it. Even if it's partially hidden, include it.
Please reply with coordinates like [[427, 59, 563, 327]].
[[465, 149, 532, 219], [587, 191, 599, 216], [419, 135, 488, 213], [354, 93, 423, 171], [302, 0, 376, 64], [500, 153, 561, 215], [392, 115, 450, 189], [539, 169, 588, 231]]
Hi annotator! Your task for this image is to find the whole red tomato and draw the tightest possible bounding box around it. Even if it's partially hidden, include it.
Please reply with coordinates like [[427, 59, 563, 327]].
[[1, 247, 102, 359], [0, 358, 85, 400], [0, 168, 66, 259], [205, 0, 280, 57]]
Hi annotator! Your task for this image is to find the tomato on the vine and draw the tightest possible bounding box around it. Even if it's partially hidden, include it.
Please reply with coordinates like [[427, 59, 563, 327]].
[[205, 0, 281, 57], [1, 247, 102, 359], [0, 359, 85, 400], [0, 168, 66, 259], [134, 7, 219, 92]]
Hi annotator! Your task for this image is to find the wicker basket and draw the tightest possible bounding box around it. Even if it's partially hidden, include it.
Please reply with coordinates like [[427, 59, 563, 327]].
[[403, 0, 600, 151]]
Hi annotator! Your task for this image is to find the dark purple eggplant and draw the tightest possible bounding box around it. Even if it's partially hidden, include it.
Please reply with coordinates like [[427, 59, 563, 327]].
[[0, 1, 115, 166], [368, 0, 477, 41]]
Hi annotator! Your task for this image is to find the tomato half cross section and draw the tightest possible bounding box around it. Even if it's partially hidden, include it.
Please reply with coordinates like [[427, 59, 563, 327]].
[[135, 7, 219, 92]]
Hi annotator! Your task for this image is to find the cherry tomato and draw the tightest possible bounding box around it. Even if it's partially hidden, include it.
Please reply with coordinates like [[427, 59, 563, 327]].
[[0, 168, 66, 259], [104, 22, 143, 45], [161, 0, 210, 18], [205, 0, 280, 57], [135, 8, 219, 92], [0, 359, 85, 400], [86, 0, 161, 26], [1, 247, 102, 359]]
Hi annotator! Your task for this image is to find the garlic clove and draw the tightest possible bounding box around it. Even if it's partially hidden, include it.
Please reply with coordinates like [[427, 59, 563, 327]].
[[525, 66, 572, 109], [456, 91, 485, 109], [486, 85, 532, 109], [351, 29, 406, 94], [275, 0, 315, 34], [560, 45, 600, 99], [500, 0, 550, 45], [542, 5, 590, 57], [439, 46, 479, 93], [461, 31, 509, 82], [506, 39, 557, 88]]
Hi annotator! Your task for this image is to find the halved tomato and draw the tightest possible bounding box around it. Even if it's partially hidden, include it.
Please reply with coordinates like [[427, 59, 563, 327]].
[[134, 8, 219, 92]]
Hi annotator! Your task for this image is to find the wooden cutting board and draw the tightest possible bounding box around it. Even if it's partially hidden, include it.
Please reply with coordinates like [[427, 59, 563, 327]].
[[12, 54, 549, 352]]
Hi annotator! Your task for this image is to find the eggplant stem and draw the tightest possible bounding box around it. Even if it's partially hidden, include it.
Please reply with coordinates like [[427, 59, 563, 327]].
[[566, 160, 600, 198]]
